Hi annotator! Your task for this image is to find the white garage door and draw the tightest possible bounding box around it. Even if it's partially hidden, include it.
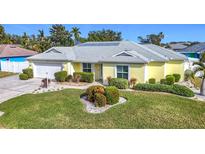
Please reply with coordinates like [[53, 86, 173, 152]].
[[34, 62, 63, 79]]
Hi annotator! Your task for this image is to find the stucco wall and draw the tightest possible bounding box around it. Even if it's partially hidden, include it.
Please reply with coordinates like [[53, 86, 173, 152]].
[[130, 64, 145, 83], [147, 62, 165, 82], [102, 63, 115, 83], [165, 61, 184, 81], [102, 63, 146, 84]]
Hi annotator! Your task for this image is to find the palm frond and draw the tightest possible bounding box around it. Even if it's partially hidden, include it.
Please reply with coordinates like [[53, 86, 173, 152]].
[[193, 62, 205, 68]]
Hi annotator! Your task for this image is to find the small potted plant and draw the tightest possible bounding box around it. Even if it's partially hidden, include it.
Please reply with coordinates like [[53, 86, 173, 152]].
[[129, 78, 137, 88], [67, 75, 73, 82]]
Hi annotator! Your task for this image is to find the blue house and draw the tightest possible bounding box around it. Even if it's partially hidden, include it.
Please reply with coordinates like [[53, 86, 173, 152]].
[[0, 44, 37, 70], [177, 43, 205, 59]]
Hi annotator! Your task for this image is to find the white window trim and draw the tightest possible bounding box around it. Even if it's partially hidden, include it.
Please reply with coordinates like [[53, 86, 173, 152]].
[[115, 64, 130, 80]]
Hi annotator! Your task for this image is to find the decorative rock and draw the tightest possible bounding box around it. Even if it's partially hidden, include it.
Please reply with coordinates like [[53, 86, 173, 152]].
[[80, 96, 127, 114], [0, 111, 4, 117]]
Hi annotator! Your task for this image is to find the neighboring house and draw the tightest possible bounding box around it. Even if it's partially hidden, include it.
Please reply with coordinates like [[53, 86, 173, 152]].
[[178, 42, 205, 59], [0, 44, 37, 71], [27, 41, 187, 84], [168, 43, 188, 51]]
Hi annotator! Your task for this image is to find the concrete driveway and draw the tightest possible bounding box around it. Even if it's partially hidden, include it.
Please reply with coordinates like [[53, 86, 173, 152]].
[[0, 75, 42, 103]]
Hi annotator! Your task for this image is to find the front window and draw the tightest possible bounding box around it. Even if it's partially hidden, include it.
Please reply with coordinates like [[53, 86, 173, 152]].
[[117, 65, 128, 79], [83, 63, 92, 72]]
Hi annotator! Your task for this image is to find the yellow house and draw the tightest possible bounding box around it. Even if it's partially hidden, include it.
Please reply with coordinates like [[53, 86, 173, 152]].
[[27, 41, 187, 83]]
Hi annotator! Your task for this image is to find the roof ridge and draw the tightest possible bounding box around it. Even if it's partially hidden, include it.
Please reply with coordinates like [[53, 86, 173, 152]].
[[131, 41, 168, 61]]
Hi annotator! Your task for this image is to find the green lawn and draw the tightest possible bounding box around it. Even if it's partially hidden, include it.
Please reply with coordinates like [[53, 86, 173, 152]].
[[0, 89, 205, 128], [0, 71, 16, 78]]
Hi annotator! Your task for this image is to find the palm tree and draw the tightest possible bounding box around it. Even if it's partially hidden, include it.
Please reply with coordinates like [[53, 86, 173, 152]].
[[193, 61, 205, 95], [71, 27, 81, 44]]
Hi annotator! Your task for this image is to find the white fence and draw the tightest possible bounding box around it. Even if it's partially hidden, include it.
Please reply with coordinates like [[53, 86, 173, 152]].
[[0, 61, 29, 73]]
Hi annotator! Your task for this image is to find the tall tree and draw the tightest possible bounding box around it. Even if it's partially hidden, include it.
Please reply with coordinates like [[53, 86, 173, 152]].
[[49, 24, 72, 46], [36, 30, 51, 52], [71, 27, 81, 44], [0, 25, 6, 43], [138, 32, 165, 46], [21, 32, 30, 48], [87, 29, 122, 41]]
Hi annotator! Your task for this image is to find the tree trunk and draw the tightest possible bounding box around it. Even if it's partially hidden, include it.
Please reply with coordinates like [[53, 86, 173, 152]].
[[200, 78, 205, 95]]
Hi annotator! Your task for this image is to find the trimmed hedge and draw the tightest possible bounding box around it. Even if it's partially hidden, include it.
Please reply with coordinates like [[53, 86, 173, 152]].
[[135, 83, 173, 93], [19, 73, 29, 80], [54, 71, 68, 82], [148, 78, 156, 84], [73, 72, 94, 83], [166, 75, 175, 85], [95, 93, 107, 107], [105, 86, 119, 105], [109, 78, 128, 89], [22, 68, 33, 78], [134, 83, 194, 97], [86, 85, 105, 102], [172, 84, 194, 97], [173, 74, 181, 82], [160, 79, 166, 84]]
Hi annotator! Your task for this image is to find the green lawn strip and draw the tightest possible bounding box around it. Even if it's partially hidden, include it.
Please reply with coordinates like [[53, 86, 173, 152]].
[[0, 89, 205, 128], [0, 71, 16, 78]]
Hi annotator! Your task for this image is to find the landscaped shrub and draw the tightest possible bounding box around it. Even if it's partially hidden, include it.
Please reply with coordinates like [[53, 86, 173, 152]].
[[109, 78, 128, 89], [107, 76, 112, 85], [166, 75, 175, 85], [105, 86, 119, 105], [73, 72, 94, 83], [22, 68, 33, 78], [129, 78, 137, 88], [66, 75, 73, 82], [184, 69, 194, 81], [135, 83, 174, 93], [86, 85, 105, 102], [172, 84, 194, 97], [134, 83, 194, 97], [160, 79, 166, 84], [173, 74, 181, 82], [148, 78, 156, 84], [19, 73, 29, 80], [95, 93, 107, 107], [54, 71, 68, 82]]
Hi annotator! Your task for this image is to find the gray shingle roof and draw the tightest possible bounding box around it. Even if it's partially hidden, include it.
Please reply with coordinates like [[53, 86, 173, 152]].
[[28, 41, 187, 63], [179, 43, 205, 53], [169, 43, 188, 50]]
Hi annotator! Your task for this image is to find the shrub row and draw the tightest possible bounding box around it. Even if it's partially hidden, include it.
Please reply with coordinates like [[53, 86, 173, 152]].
[[85, 85, 119, 107], [148, 74, 181, 85], [109, 78, 128, 89], [73, 72, 94, 83], [134, 83, 194, 97], [54, 71, 94, 83], [19, 68, 33, 80]]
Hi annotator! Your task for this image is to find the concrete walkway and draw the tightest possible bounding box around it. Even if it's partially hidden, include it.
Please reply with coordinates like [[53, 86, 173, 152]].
[[0, 75, 41, 103]]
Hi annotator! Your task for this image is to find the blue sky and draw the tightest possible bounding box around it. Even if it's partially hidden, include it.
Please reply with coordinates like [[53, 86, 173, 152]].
[[3, 24, 205, 43]]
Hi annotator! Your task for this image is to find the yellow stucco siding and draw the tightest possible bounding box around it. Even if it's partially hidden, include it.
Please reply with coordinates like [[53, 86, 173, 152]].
[[130, 64, 145, 83], [94, 64, 101, 80], [165, 61, 184, 81], [102, 63, 146, 83], [147, 62, 165, 82], [72, 63, 82, 72], [102, 63, 115, 83]]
